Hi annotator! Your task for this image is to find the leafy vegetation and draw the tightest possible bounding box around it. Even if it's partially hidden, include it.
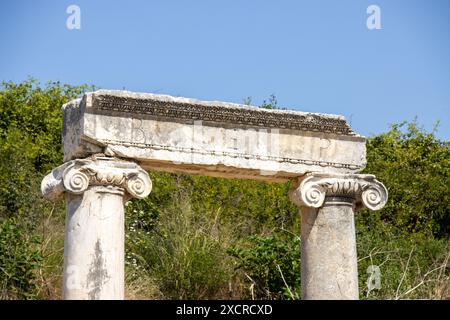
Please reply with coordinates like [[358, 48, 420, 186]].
[[363, 121, 450, 238], [0, 79, 448, 299], [228, 233, 301, 299]]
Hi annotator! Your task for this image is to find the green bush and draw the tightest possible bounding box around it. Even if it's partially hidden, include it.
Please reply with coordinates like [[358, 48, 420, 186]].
[[188, 175, 298, 236], [363, 121, 450, 238], [356, 222, 449, 299], [228, 232, 301, 299], [0, 79, 92, 299], [0, 218, 42, 299], [126, 195, 235, 299]]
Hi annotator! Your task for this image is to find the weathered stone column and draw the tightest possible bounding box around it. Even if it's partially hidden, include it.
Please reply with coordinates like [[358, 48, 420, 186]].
[[289, 173, 387, 300], [41, 156, 152, 300]]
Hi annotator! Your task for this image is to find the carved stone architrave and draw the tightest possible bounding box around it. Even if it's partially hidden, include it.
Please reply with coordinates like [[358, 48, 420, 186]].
[[90, 92, 356, 135], [61, 90, 368, 182]]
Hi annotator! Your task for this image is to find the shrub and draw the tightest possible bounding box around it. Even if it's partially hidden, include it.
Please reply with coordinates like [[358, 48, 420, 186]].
[[363, 121, 450, 238], [126, 194, 235, 299], [228, 232, 301, 299], [356, 222, 449, 299], [0, 79, 92, 299], [0, 218, 42, 299]]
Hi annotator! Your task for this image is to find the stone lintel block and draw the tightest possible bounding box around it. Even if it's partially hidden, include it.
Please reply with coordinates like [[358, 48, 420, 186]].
[[62, 90, 367, 182]]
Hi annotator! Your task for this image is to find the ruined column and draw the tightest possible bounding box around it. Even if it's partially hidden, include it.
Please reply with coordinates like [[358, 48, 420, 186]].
[[41, 156, 152, 300], [289, 173, 388, 300], [42, 90, 380, 300]]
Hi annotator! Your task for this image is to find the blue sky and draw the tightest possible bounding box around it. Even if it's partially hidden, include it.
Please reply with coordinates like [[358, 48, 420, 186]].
[[1, 0, 449, 140]]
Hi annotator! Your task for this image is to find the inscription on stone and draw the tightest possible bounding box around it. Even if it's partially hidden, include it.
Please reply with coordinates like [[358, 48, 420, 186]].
[[62, 90, 366, 181]]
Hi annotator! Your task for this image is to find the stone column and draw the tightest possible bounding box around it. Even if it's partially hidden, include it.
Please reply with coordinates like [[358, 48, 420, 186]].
[[289, 173, 387, 300], [41, 156, 152, 300]]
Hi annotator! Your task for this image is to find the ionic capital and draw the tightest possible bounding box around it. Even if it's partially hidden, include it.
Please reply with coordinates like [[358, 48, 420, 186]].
[[41, 156, 152, 201], [289, 173, 388, 210]]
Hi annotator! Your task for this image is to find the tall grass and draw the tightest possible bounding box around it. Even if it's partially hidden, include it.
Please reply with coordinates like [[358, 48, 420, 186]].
[[125, 194, 240, 299], [356, 222, 450, 300]]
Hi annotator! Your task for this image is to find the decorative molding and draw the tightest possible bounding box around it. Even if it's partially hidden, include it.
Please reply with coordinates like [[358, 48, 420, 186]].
[[98, 138, 364, 171], [41, 157, 152, 201], [91, 94, 357, 136], [289, 173, 388, 210]]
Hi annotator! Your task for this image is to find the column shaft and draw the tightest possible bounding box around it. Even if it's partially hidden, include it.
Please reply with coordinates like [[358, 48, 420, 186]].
[[300, 202, 358, 300], [41, 156, 152, 300], [289, 172, 388, 300], [63, 187, 125, 299]]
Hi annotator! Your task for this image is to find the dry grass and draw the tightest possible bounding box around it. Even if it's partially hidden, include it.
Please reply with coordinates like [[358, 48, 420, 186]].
[[358, 235, 450, 300]]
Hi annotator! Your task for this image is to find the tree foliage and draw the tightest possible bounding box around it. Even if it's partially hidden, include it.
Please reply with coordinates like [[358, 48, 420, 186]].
[[362, 121, 450, 238]]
